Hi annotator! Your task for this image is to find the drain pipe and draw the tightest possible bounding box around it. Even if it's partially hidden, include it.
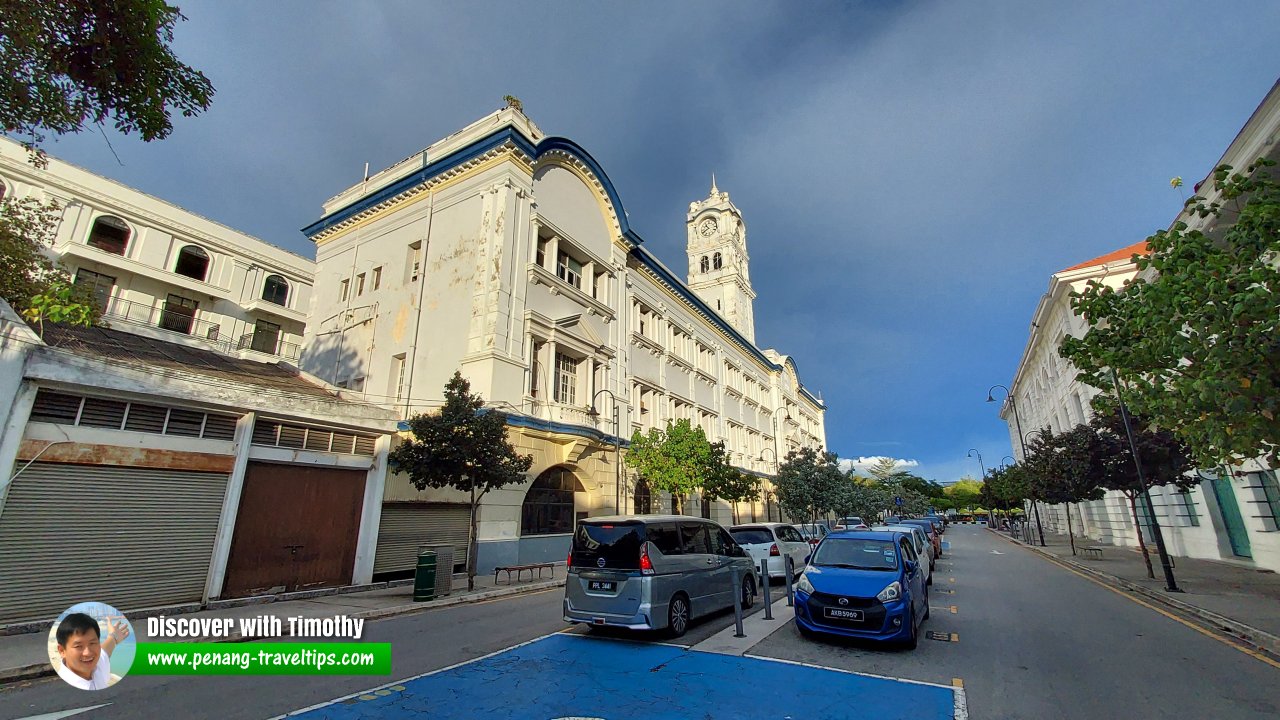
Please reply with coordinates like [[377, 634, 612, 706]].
[[402, 190, 436, 417]]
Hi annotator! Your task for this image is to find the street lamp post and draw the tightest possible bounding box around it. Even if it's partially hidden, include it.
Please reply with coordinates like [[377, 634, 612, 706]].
[[989, 384, 1046, 546], [1002, 455, 1014, 468], [589, 389, 622, 516], [966, 448, 986, 479], [1110, 369, 1181, 593], [759, 448, 777, 522]]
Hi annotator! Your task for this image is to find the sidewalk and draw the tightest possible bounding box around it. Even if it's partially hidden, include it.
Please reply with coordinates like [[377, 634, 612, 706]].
[[0, 571, 564, 685], [992, 528, 1280, 653]]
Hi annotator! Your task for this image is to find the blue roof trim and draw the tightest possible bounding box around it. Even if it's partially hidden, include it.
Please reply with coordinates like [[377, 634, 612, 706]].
[[504, 413, 630, 447], [302, 127, 538, 237]]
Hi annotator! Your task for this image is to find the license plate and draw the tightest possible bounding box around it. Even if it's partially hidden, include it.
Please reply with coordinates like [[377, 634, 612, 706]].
[[587, 580, 617, 592], [824, 607, 863, 621]]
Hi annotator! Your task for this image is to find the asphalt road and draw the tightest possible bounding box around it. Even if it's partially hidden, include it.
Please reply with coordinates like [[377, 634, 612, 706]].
[[2, 526, 1275, 720], [751, 525, 1280, 720]]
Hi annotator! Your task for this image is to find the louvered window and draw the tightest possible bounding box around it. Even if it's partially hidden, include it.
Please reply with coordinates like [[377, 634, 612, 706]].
[[125, 404, 168, 433], [354, 436, 377, 455], [304, 429, 332, 452], [78, 397, 127, 429], [252, 421, 280, 445], [165, 409, 205, 437], [330, 433, 357, 454], [30, 390, 83, 423], [203, 414, 238, 441], [278, 426, 305, 449]]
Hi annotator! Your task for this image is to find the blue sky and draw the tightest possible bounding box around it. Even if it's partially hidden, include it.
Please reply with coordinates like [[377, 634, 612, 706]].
[[36, 1, 1280, 483]]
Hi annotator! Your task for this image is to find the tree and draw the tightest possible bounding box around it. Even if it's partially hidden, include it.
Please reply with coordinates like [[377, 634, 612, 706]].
[[625, 419, 721, 515], [0, 0, 215, 159], [774, 447, 844, 522], [1062, 158, 1280, 468], [944, 478, 984, 512], [0, 196, 97, 330], [831, 477, 891, 523], [1022, 426, 1106, 554], [1089, 406, 1194, 578], [896, 472, 946, 499], [983, 464, 1031, 510], [704, 465, 760, 524], [388, 372, 533, 591], [866, 457, 902, 483]]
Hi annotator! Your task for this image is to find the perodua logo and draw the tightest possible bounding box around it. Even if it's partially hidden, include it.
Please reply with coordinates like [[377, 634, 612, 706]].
[[838, 597, 849, 606], [597, 558, 606, 568]]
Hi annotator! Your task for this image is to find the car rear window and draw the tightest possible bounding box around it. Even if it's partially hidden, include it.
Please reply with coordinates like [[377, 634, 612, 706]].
[[730, 528, 774, 545], [573, 523, 643, 569]]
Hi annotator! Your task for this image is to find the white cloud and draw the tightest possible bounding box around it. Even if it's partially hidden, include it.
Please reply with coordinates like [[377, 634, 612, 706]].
[[839, 456, 920, 474]]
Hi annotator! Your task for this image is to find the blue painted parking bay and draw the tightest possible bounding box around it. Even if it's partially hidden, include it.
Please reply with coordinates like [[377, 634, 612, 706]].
[[284, 633, 959, 720]]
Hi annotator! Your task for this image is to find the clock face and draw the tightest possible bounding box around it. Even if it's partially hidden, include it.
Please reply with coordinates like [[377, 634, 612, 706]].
[[699, 218, 717, 237]]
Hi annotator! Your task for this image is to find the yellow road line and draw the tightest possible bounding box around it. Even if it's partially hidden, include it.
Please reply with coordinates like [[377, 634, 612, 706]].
[[949, 577, 955, 584], [950, 605, 958, 614], [952, 677, 964, 688], [1032, 545, 1280, 670], [950, 632, 959, 642]]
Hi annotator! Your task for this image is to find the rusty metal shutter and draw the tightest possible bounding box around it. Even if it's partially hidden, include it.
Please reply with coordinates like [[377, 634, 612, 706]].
[[373, 504, 470, 576], [0, 463, 228, 624]]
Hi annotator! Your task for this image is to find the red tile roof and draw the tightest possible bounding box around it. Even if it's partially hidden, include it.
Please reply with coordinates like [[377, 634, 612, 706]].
[[1059, 240, 1149, 273]]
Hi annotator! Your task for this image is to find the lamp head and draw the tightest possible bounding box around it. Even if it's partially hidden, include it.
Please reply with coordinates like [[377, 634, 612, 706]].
[[986, 393, 995, 403]]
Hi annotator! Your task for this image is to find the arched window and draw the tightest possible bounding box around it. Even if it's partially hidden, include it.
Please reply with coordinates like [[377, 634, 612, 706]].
[[712, 252, 722, 270], [174, 245, 210, 281], [634, 478, 652, 515], [88, 215, 131, 256], [521, 466, 582, 536], [699, 256, 709, 273], [262, 274, 289, 306]]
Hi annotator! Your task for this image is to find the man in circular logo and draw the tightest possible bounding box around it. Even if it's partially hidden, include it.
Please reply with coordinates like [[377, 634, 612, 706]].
[[50, 603, 133, 690]]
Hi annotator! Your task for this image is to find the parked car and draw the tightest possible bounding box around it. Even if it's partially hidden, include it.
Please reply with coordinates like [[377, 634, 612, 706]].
[[797, 523, 830, 546], [730, 523, 810, 580], [898, 518, 942, 559], [833, 516, 869, 530], [873, 524, 934, 581], [564, 516, 758, 638], [923, 515, 946, 534], [794, 530, 930, 648]]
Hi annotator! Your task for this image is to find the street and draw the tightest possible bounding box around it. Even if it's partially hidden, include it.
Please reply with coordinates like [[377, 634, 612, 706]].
[[1, 527, 1276, 719]]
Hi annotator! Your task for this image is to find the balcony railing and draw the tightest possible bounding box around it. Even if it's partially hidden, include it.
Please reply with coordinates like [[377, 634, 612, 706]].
[[237, 332, 301, 361], [102, 297, 232, 350]]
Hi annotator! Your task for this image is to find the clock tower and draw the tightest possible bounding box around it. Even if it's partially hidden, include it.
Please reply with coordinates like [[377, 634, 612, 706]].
[[687, 175, 757, 343]]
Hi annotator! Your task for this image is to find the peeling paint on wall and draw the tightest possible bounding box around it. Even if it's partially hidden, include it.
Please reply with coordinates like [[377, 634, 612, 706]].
[[16, 440, 235, 472]]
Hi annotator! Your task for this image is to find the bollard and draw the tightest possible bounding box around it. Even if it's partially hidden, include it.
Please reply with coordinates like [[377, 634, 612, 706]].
[[731, 570, 745, 638], [784, 555, 795, 607], [760, 559, 773, 620]]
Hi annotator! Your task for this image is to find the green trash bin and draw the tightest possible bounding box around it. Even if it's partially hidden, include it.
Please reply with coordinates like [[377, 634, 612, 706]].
[[414, 549, 437, 602]]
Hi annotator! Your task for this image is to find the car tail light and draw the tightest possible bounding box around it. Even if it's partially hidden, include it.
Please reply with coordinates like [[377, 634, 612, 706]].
[[769, 543, 780, 557], [566, 551, 572, 569], [640, 545, 654, 575]]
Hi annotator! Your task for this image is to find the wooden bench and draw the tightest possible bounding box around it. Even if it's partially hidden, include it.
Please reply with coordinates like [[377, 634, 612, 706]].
[[494, 563, 555, 584], [1080, 546, 1105, 560]]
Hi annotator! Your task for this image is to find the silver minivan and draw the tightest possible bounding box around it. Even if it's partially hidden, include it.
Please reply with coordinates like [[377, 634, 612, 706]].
[[563, 515, 759, 637]]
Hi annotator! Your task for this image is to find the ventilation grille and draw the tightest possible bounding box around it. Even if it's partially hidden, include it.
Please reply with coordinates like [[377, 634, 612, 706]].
[[29, 389, 240, 441], [252, 419, 378, 457]]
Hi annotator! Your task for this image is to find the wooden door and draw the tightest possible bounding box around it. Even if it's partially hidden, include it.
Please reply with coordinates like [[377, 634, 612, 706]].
[[222, 462, 366, 596]]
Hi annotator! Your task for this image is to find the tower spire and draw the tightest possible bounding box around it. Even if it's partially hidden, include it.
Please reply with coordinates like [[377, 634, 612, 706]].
[[710, 172, 718, 196]]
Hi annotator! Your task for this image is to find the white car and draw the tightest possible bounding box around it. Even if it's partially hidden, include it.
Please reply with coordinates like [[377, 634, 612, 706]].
[[872, 524, 934, 585], [834, 516, 869, 530], [729, 523, 810, 580]]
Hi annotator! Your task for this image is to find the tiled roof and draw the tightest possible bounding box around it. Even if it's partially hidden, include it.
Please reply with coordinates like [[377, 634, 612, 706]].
[[1059, 241, 1149, 273], [39, 323, 340, 399]]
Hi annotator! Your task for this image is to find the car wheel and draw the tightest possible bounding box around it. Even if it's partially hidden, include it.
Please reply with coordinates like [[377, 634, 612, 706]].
[[667, 594, 691, 638], [742, 575, 756, 609], [904, 607, 919, 650]]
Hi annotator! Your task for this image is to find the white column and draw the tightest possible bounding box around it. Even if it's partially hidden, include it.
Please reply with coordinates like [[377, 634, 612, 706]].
[[352, 433, 392, 585], [204, 411, 255, 602], [546, 234, 560, 273]]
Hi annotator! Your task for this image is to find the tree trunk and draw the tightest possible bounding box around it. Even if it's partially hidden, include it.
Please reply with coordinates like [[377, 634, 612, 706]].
[[1066, 504, 1076, 555], [732, 502, 739, 525], [467, 484, 478, 592], [1128, 492, 1155, 579]]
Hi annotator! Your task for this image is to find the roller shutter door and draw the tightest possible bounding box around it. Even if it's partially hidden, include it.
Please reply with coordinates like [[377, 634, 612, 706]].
[[373, 504, 470, 575], [0, 463, 228, 624]]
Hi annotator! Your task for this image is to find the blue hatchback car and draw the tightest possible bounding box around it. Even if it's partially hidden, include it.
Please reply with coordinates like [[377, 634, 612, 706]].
[[793, 530, 929, 648]]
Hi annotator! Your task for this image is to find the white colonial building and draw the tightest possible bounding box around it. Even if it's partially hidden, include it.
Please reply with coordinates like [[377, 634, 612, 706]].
[[1003, 79, 1280, 572], [0, 140, 399, 625], [300, 105, 828, 574]]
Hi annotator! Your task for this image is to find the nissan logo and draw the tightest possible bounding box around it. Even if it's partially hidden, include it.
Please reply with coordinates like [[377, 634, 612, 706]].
[[597, 558, 606, 568], [838, 597, 849, 606]]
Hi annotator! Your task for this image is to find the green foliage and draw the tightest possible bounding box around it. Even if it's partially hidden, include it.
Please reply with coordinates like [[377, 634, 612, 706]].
[[625, 419, 723, 506], [896, 472, 946, 498], [388, 372, 533, 496], [1061, 158, 1280, 467], [866, 457, 902, 482], [774, 447, 844, 522], [1022, 427, 1106, 506], [1088, 407, 1195, 497], [0, 0, 214, 156], [983, 464, 1031, 508], [0, 196, 97, 329], [831, 477, 890, 521], [944, 478, 984, 511]]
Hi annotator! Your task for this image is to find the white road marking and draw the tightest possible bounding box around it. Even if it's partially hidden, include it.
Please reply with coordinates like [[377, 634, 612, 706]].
[[990, 550, 1004, 555], [12, 705, 111, 720]]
